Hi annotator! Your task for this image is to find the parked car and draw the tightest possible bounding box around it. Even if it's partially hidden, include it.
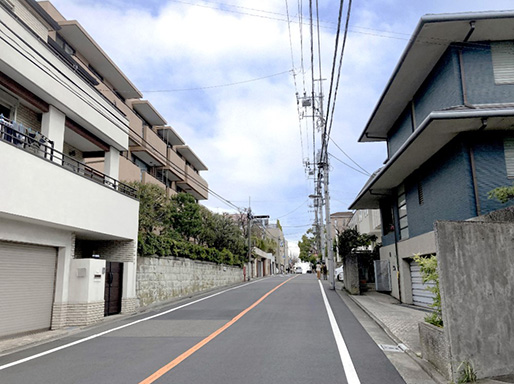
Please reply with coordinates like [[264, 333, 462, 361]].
[[334, 266, 344, 281], [295, 266, 303, 274]]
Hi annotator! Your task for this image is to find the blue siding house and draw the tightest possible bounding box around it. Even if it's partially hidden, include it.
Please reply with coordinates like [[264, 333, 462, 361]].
[[350, 11, 514, 305]]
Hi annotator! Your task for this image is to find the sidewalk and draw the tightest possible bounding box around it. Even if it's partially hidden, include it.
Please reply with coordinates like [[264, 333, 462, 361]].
[[337, 284, 511, 384]]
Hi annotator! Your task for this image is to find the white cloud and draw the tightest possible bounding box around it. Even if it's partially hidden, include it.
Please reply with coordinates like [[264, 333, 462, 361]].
[[50, 0, 514, 242]]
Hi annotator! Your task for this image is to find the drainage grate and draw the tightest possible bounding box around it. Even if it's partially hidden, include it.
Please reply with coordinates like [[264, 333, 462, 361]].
[[378, 344, 404, 353]]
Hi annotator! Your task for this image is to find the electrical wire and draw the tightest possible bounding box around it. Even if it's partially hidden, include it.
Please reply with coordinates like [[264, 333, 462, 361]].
[[320, 0, 344, 163], [325, 0, 353, 151], [276, 199, 309, 219], [139, 70, 293, 93], [328, 152, 369, 177], [329, 137, 370, 175]]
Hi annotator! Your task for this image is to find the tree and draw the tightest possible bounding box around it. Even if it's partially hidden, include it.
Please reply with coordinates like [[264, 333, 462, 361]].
[[167, 193, 203, 242], [126, 182, 246, 265], [336, 228, 377, 261], [298, 228, 317, 263]]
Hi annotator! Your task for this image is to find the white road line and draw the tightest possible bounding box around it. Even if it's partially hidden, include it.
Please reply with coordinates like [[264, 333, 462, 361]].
[[318, 280, 361, 384], [0, 278, 266, 371]]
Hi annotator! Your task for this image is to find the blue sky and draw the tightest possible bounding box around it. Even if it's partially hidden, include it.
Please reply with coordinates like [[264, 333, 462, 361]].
[[50, 0, 514, 251]]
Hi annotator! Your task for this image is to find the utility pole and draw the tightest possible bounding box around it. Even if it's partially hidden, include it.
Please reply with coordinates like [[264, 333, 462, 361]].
[[323, 161, 335, 290], [247, 206, 252, 281]]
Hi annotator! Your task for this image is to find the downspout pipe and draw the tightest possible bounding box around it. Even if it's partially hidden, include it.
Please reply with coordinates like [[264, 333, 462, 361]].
[[459, 21, 477, 108]]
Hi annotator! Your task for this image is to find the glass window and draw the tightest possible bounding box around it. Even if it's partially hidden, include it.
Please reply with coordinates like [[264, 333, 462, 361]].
[[397, 184, 409, 240]]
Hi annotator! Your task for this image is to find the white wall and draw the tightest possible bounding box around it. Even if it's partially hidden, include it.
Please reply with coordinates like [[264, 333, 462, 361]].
[[0, 144, 139, 240]]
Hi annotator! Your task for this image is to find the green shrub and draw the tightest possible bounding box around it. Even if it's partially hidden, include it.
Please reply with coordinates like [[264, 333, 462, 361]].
[[413, 254, 443, 327]]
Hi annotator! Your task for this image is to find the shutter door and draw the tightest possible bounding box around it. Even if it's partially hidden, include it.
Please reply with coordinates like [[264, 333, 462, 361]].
[[410, 260, 436, 308], [491, 42, 514, 84], [505, 139, 514, 178], [0, 241, 57, 338]]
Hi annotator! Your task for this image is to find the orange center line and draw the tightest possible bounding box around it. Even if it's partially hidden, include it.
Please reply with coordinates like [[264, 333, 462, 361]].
[[138, 275, 297, 384]]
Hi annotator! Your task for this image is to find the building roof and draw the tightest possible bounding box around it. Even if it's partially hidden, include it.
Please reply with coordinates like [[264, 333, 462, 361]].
[[175, 145, 208, 171], [131, 100, 167, 127], [57, 20, 143, 100], [359, 10, 514, 143], [157, 126, 185, 146], [350, 107, 514, 209]]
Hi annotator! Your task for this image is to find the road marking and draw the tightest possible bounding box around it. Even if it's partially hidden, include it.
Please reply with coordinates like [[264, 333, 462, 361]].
[[0, 278, 269, 371], [318, 280, 361, 384], [139, 275, 297, 384]]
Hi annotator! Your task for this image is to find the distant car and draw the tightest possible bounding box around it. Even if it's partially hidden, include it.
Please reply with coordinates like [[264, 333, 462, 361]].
[[306, 265, 312, 273], [295, 266, 303, 274], [334, 266, 344, 281]]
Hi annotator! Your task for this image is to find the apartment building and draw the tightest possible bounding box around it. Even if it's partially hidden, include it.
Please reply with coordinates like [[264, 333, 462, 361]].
[[0, 0, 207, 338], [38, 2, 209, 201]]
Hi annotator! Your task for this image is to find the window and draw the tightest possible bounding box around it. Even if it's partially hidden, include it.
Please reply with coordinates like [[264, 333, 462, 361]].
[[491, 41, 514, 84], [505, 138, 514, 178], [0, 103, 10, 119], [398, 184, 409, 240], [56, 34, 75, 55], [418, 182, 424, 205]]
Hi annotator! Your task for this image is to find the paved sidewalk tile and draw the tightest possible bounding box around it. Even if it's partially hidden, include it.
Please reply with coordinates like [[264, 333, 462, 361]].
[[349, 291, 427, 355]]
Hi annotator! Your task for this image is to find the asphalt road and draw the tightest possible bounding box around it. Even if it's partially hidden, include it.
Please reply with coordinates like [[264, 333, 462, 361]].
[[0, 275, 406, 384]]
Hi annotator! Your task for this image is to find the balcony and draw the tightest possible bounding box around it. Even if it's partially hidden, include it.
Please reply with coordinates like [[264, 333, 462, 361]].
[[142, 170, 166, 189], [0, 116, 136, 199], [155, 147, 185, 183], [130, 126, 166, 167], [177, 164, 208, 200], [119, 155, 143, 184], [0, 120, 138, 240]]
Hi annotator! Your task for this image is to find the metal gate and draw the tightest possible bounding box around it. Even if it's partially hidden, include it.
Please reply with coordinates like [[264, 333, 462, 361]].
[[104, 262, 123, 316], [0, 241, 56, 337], [410, 260, 436, 308]]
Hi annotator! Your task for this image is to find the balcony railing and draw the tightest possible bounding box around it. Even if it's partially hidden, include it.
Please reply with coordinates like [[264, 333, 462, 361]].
[[0, 116, 137, 199]]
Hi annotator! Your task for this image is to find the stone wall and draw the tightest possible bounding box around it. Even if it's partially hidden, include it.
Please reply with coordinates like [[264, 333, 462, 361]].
[[419, 322, 451, 379], [435, 220, 514, 380], [137, 256, 244, 307]]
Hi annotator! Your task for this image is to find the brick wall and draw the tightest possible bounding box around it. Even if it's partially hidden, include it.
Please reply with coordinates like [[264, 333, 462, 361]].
[[12, 0, 49, 41], [16, 103, 41, 131], [65, 302, 104, 326], [75, 239, 136, 263], [137, 256, 244, 307]]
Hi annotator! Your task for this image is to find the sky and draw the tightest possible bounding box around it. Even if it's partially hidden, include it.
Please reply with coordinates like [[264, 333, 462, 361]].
[[49, 0, 514, 252]]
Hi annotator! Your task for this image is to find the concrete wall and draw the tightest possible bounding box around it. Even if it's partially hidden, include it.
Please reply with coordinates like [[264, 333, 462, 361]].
[[435, 220, 514, 380], [0, 143, 139, 240], [343, 253, 360, 295], [137, 256, 244, 307]]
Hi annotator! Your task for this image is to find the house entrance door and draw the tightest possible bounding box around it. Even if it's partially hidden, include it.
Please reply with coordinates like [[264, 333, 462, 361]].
[[104, 262, 123, 316]]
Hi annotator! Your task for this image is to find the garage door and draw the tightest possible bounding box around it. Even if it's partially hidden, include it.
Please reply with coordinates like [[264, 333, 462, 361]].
[[410, 260, 436, 308], [0, 241, 57, 338]]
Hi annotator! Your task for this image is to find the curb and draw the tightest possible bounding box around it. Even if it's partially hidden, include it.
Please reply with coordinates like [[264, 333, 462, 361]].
[[338, 289, 447, 384]]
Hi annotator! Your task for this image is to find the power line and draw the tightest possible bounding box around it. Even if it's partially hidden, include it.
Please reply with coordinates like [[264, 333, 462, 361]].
[[328, 152, 369, 177], [329, 137, 370, 175], [277, 199, 309, 219], [325, 0, 353, 151], [140, 70, 293, 93]]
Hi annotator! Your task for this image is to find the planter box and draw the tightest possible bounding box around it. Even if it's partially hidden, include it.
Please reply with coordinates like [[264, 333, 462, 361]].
[[419, 321, 452, 380]]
